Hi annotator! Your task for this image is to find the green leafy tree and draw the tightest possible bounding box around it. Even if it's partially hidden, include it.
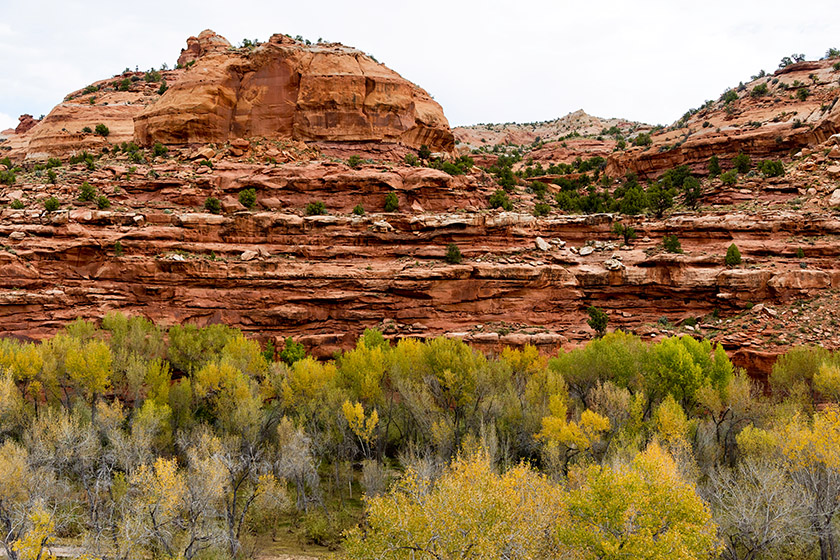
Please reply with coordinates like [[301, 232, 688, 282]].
[[683, 176, 702, 210], [646, 183, 675, 218], [43, 197, 60, 212]]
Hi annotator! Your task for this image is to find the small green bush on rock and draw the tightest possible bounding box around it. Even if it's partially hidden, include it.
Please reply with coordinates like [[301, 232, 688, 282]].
[[725, 243, 742, 266]]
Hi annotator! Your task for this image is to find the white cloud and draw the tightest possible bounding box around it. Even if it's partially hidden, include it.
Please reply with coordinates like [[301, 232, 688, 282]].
[[2, 0, 840, 127], [0, 112, 17, 131]]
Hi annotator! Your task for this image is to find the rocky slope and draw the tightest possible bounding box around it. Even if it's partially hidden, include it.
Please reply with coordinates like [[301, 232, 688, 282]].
[[454, 109, 645, 151], [2, 139, 840, 376], [4, 44, 840, 377]]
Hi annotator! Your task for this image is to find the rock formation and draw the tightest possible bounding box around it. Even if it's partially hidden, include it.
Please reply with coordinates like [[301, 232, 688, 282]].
[[2, 30, 453, 161], [135, 31, 453, 153], [15, 115, 38, 135]]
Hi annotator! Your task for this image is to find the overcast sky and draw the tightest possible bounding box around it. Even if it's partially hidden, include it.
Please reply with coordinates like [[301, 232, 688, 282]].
[[2, 0, 840, 131]]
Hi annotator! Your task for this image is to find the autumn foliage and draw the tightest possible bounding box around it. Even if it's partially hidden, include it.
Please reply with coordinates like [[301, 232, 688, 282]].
[[0, 315, 837, 559]]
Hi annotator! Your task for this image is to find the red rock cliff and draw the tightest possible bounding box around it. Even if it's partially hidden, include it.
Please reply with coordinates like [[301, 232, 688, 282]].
[[135, 31, 454, 153]]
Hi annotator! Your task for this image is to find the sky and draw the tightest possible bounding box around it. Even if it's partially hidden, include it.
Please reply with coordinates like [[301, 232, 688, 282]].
[[2, 0, 840, 131]]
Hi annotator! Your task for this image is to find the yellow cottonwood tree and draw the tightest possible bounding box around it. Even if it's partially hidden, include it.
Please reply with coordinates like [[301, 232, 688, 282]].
[[64, 339, 111, 414], [11, 507, 55, 560], [343, 453, 566, 560], [536, 394, 610, 474], [342, 400, 379, 458], [559, 442, 720, 560]]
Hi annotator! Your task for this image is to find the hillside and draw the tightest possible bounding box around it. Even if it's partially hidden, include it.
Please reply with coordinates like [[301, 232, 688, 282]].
[[2, 36, 840, 377]]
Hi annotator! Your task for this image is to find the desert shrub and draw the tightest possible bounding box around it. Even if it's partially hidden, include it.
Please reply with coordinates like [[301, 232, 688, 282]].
[[612, 222, 637, 244], [796, 247, 805, 258], [144, 70, 162, 82], [96, 195, 110, 209], [632, 133, 652, 147], [352, 204, 365, 216], [646, 183, 675, 218], [440, 161, 463, 176], [533, 202, 551, 217], [279, 337, 305, 365], [682, 176, 702, 210], [418, 144, 432, 160], [404, 153, 418, 166], [347, 155, 363, 169], [796, 88, 810, 101], [384, 192, 399, 212], [720, 170, 738, 186], [238, 188, 257, 209], [305, 201, 327, 216], [733, 152, 751, 173], [663, 234, 683, 253], [152, 142, 168, 157], [445, 243, 462, 264], [757, 159, 784, 177], [79, 181, 96, 201], [721, 90, 738, 103], [531, 181, 548, 199], [82, 126, 93, 133], [587, 306, 609, 337], [157, 80, 168, 95], [10, 199, 24, 209], [114, 241, 124, 257], [47, 169, 57, 184], [118, 78, 131, 91], [95, 123, 110, 137], [750, 83, 769, 97], [204, 197, 221, 214], [725, 243, 742, 266], [488, 189, 512, 211], [708, 155, 721, 177], [43, 197, 60, 212], [0, 169, 15, 185], [197, 159, 213, 168]]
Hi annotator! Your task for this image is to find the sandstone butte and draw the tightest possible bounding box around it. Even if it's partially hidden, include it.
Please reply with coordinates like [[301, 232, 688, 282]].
[[6, 29, 453, 161], [4, 35, 840, 379]]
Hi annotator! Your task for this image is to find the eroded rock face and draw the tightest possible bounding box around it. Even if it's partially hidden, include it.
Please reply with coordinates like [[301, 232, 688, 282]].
[[177, 29, 233, 67], [15, 115, 38, 135], [136, 31, 453, 153]]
